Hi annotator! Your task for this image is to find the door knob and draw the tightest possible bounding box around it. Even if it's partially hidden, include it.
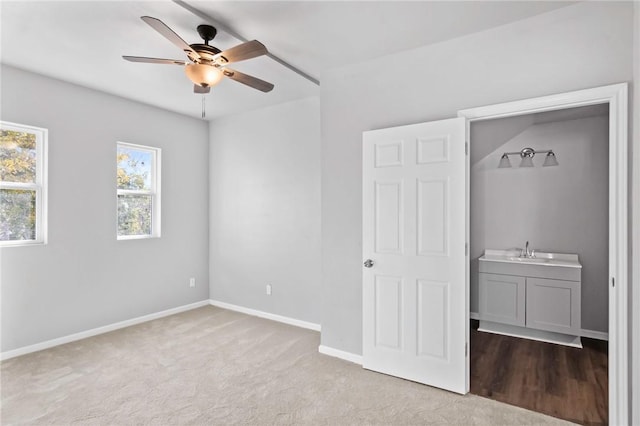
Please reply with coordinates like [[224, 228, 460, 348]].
[[363, 259, 374, 268]]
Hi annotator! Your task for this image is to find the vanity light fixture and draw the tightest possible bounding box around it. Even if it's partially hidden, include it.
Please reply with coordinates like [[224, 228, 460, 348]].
[[497, 147, 559, 168]]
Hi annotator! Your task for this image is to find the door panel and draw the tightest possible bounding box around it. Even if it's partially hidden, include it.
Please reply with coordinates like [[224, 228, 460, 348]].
[[363, 117, 467, 394], [417, 178, 448, 256], [374, 141, 404, 167], [374, 181, 403, 254], [417, 136, 449, 164], [416, 279, 449, 359], [374, 275, 403, 350]]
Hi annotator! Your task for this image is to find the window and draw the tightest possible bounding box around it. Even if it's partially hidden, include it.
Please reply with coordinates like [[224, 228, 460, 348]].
[[0, 121, 48, 246], [116, 142, 160, 239]]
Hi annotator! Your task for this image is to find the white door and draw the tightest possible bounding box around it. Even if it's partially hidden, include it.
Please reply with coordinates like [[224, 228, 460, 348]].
[[362, 117, 467, 394]]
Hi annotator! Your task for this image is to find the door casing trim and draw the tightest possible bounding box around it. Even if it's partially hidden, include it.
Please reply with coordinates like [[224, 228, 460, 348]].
[[458, 82, 629, 426]]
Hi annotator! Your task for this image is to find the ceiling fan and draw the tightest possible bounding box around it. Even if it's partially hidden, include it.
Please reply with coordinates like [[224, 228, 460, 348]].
[[123, 16, 274, 94]]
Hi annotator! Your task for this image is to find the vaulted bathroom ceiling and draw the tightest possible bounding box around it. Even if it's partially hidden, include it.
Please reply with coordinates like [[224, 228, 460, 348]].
[[0, 1, 574, 120]]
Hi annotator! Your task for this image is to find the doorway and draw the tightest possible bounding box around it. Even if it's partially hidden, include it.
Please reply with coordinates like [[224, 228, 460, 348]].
[[458, 83, 629, 425], [466, 104, 609, 424], [361, 83, 628, 425]]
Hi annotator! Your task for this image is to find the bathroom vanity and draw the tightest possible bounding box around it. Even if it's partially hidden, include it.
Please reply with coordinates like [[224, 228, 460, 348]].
[[478, 249, 582, 347]]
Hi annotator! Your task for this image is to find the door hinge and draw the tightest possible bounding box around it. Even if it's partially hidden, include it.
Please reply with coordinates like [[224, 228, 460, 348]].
[[465, 243, 468, 256], [465, 342, 468, 357], [612, 277, 615, 287], [465, 142, 469, 155]]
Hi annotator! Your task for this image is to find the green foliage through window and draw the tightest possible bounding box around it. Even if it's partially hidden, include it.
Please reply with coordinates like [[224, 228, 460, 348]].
[[0, 189, 36, 241], [1, 130, 37, 183], [116, 143, 158, 238], [117, 194, 152, 236], [0, 123, 45, 245], [117, 147, 152, 190]]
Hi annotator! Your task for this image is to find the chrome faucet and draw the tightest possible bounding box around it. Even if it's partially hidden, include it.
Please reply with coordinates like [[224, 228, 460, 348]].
[[521, 241, 535, 258]]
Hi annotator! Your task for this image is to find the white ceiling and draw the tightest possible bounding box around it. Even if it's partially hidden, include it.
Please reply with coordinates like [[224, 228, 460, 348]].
[[1, 1, 574, 121]]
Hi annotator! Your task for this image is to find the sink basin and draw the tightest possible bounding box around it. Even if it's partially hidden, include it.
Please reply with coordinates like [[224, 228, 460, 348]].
[[480, 249, 581, 268]]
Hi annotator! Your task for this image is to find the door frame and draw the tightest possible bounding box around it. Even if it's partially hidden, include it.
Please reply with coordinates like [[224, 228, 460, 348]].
[[458, 82, 629, 425]]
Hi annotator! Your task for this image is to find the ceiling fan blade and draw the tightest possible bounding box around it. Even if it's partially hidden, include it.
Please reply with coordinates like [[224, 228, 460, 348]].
[[123, 56, 187, 65], [193, 84, 210, 94], [141, 16, 200, 60], [222, 68, 274, 92], [212, 40, 267, 66]]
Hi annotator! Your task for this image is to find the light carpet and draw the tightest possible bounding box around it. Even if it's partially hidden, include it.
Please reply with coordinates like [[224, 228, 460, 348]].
[[1, 306, 573, 425]]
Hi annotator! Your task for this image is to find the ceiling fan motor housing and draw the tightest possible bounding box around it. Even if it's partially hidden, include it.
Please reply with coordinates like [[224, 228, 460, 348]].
[[190, 44, 221, 63]]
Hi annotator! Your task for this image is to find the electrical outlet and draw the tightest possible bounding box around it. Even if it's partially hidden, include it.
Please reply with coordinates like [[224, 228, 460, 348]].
[[266, 284, 272, 296], [189, 278, 196, 288]]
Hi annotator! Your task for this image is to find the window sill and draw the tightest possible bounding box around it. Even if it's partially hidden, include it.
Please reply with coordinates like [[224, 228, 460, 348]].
[[0, 240, 46, 248], [117, 234, 160, 241]]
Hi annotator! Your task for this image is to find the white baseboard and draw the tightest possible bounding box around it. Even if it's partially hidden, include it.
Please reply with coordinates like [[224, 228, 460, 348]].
[[0, 300, 210, 361], [209, 299, 321, 332], [318, 344, 363, 365], [580, 328, 608, 341]]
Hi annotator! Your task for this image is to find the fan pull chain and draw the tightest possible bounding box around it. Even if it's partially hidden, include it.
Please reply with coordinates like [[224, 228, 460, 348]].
[[202, 95, 206, 119]]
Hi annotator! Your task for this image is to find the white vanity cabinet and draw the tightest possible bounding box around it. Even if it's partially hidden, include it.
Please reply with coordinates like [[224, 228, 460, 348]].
[[477, 249, 582, 347]]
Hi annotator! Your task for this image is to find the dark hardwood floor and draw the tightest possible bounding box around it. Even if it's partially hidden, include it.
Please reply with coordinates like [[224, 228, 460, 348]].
[[470, 322, 608, 425]]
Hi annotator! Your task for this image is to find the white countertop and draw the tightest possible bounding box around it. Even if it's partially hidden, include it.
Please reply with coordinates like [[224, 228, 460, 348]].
[[479, 249, 582, 269]]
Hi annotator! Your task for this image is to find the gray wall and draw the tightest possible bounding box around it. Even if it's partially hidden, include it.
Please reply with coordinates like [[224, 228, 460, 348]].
[[470, 115, 609, 332], [209, 97, 322, 324], [320, 1, 633, 355], [0, 65, 210, 352]]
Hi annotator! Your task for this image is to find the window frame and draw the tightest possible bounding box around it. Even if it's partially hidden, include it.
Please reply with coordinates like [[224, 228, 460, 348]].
[[0, 121, 48, 247], [116, 141, 161, 240]]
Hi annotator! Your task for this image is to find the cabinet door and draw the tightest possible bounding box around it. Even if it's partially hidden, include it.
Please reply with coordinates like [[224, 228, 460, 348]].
[[478, 273, 526, 326], [526, 277, 581, 334]]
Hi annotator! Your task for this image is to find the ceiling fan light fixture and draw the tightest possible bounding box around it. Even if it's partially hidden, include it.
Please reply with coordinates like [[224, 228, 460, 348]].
[[185, 63, 223, 88], [125, 17, 273, 97]]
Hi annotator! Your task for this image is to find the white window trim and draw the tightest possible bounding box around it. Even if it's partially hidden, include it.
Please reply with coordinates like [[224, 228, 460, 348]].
[[116, 141, 161, 240], [0, 121, 48, 247]]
